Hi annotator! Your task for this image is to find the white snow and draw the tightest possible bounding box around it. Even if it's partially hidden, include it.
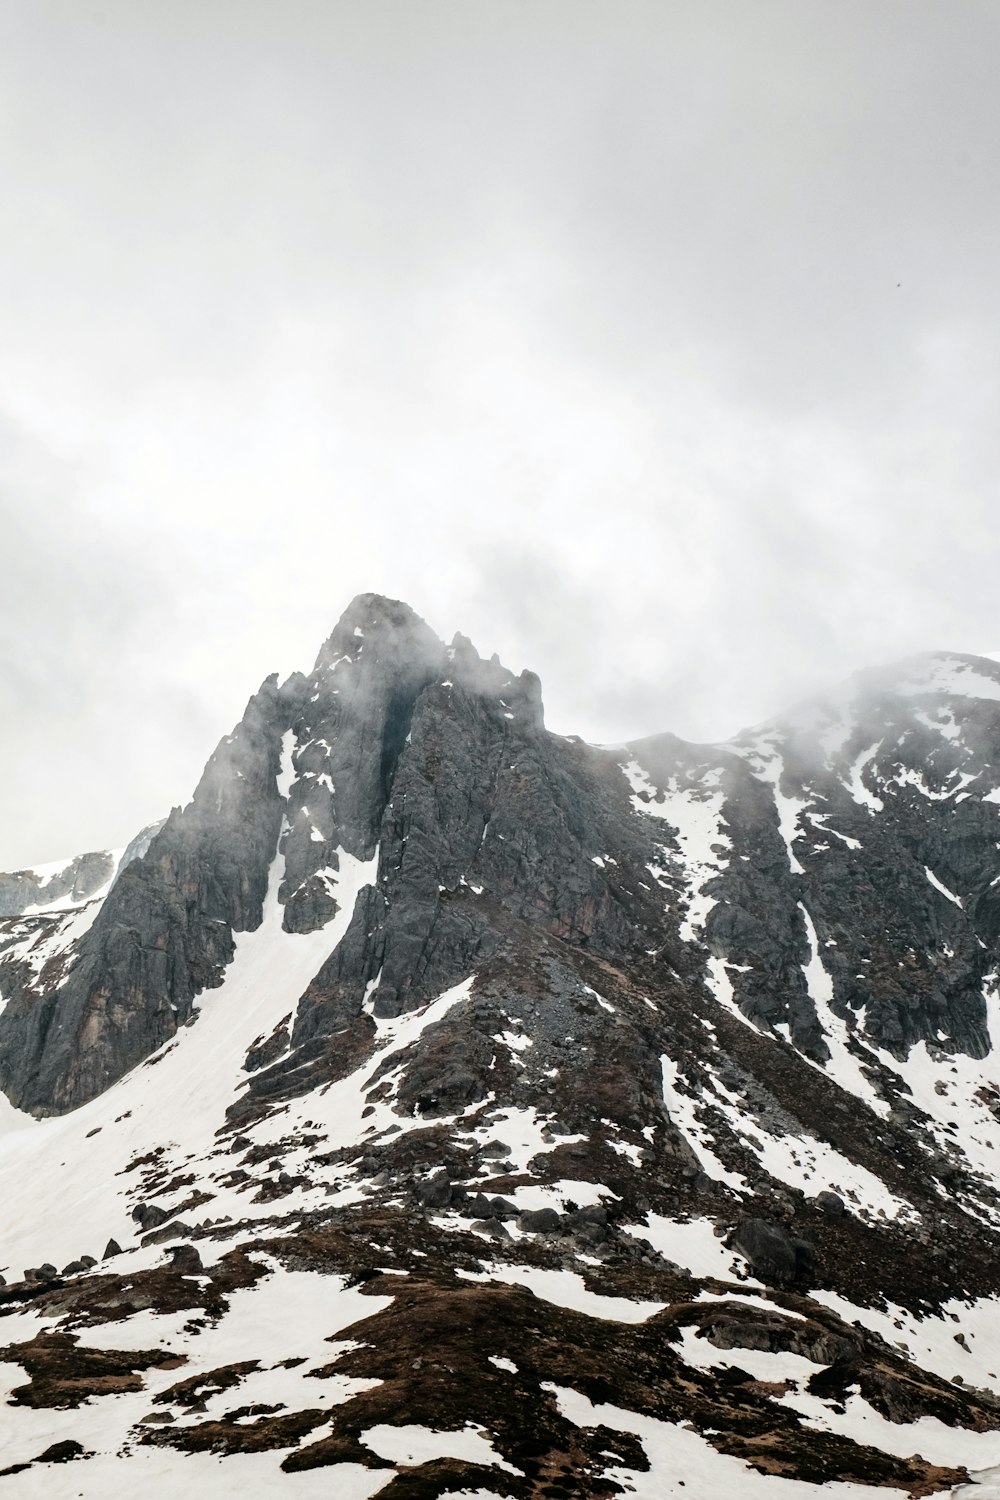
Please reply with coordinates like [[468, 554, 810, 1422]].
[[0, 754, 382, 1272], [0, 1259, 393, 1481], [456, 1106, 585, 1180], [843, 742, 885, 814], [798, 904, 888, 1116], [703, 1065, 913, 1223], [890, 656, 1000, 702], [925, 865, 964, 907], [811, 1284, 1000, 1389], [704, 954, 758, 1031], [458, 1265, 664, 1322], [361, 1422, 520, 1474], [660, 1053, 746, 1191], [867, 985, 1000, 1208], [544, 1383, 926, 1499], [623, 1213, 757, 1283], [620, 758, 730, 940], [0, 1449, 389, 1498], [736, 739, 808, 874]]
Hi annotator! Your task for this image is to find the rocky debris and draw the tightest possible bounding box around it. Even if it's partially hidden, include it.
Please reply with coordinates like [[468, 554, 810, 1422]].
[[0, 1330, 183, 1409], [413, 1170, 454, 1210], [23, 1263, 58, 1284], [0, 1437, 90, 1477], [460, 1194, 517, 1221]]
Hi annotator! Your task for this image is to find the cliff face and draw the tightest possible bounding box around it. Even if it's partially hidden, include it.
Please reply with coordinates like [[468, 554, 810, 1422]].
[[3, 598, 1000, 1494]]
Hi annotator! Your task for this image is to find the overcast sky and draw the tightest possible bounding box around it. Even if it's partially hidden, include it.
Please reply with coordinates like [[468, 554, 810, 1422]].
[[1, 0, 999, 866]]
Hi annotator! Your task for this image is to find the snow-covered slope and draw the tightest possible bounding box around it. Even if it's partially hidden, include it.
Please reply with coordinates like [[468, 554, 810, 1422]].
[[2, 603, 1000, 1498]]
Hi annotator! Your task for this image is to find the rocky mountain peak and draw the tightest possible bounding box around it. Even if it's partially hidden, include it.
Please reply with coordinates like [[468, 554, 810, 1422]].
[[6, 607, 1000, 1493], [312, 592, 444, 677]]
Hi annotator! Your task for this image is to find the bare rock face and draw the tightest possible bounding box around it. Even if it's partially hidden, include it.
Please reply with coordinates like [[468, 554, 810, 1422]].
[[278, 593, 447, 932], [0, 850, 116, 918], [0, 673, 298, 1114]]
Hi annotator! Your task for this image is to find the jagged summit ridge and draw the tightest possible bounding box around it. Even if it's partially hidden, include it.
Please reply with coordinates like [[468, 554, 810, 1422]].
[[0, 595, 549, 1113]]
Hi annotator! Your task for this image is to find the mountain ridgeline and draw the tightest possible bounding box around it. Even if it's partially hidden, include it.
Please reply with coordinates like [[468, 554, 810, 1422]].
[[3, 594, 1000, 1496], [2, 595, 998, 1119]]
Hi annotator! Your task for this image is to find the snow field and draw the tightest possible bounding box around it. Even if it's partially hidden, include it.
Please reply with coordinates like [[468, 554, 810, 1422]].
[[0, 1261, 394, 1482], [620, 757, 731, 940], [543, 1383, 946, 1499]]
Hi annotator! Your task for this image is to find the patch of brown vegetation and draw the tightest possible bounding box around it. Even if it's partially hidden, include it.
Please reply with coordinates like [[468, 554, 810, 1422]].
[[0, 1330, 182, 1408]]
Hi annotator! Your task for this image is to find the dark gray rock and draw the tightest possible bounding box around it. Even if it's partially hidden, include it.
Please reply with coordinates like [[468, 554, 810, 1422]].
[[702, 1310, 856, 1366], [166, 1243, 203, 1274], [102, 1238, 122, 1259], [414, 1171, 453, 1209], [729, 1218, 813, 1287], [0, 671, 302, 1114], [35, 1440, 88, 1464], [470, 1219, 510, 1239], [478, 1140, 512, 1159], [518, 1207, 562, 1234], [144, 1221, 194, 1246], [0, 850, 115, 919], [23, 1264, 57, 1283], [132, 1203, 170, 1232]]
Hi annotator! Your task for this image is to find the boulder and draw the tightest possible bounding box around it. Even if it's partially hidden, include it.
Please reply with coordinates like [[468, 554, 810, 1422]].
[[470, 1219, 510, 1239], [143, 1221, 194, 1246], [703, 1312, 856, 1365], [729, 1218, 814, 1287], [460, 1193, 516, 1220], [166, 1243, 203, 1275], [102, 1238, 122, 1259], [518, 1207, 562, 1234], [35, 1440, 87, 1464], [132, 1203, 170, 1232], [415, 1171, 453, 1209], [24, 1263, 58, 1283]]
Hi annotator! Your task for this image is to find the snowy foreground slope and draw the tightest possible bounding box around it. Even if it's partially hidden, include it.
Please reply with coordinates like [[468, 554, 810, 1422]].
[[3, 599, 1000, 1496]]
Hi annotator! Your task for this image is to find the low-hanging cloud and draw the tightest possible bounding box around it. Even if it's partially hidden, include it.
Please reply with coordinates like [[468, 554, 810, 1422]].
[[1, 1, 999, 865]]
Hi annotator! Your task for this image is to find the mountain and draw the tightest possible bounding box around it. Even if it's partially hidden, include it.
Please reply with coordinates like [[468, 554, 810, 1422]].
[[2, 593, 1000, 1497]]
